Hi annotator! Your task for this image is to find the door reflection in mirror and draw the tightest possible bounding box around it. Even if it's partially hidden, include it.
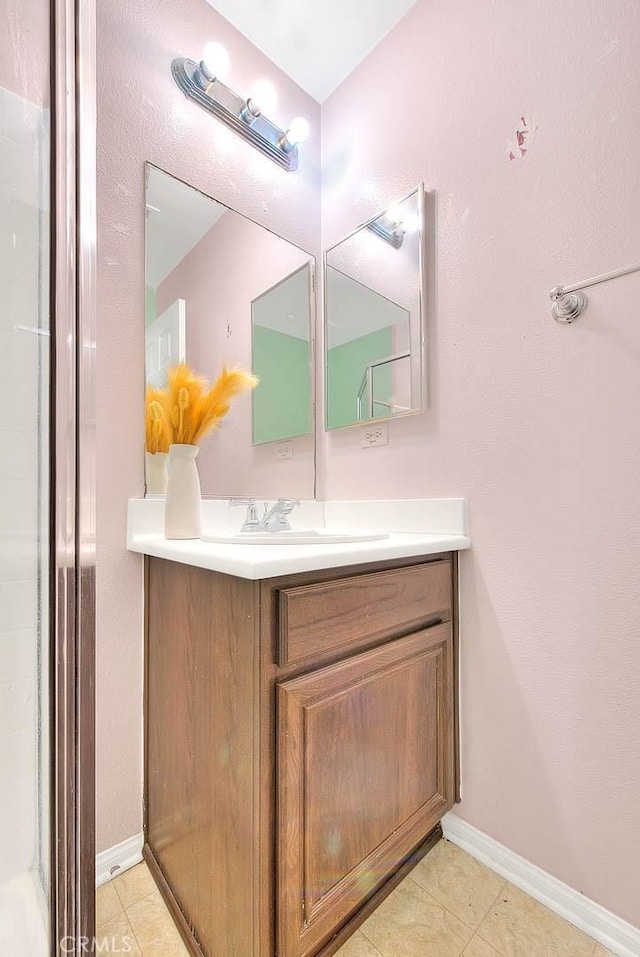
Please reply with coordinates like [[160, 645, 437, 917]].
[[324, 185, 426, 432], [146, 298, 186, 388], [145, 165, 315, 498]]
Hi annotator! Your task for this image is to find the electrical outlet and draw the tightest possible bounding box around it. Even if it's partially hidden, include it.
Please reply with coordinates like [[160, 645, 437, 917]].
[[360, 423, 389, 448], [276, 442, 293, 460]]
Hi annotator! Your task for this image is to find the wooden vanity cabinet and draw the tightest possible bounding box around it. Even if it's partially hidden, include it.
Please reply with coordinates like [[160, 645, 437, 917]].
[[144, 553, 458, 957]]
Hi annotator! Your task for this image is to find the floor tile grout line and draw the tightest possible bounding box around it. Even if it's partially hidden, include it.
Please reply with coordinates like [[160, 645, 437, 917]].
[[404, 871, 477, 938], [473, 884, 600, 957], [125, 891, 191, 956], [123, 892, 164, 957], [406, 868, 509, 942], [453, 924, 476, 957], [95, 907, 142, 955], [122, 911, 146, 957], [123, 887, 163, 913], [96, 879, 127, 928], [358, 877, 477, 957], [112, 881, 128, 910], [98, 910, 125, 928], [469, 930, 508, 957], [108, 865, 179, 956], [95, 884, 125, 925], [357, 928, 388, 957], [472, 879, 509, 937]]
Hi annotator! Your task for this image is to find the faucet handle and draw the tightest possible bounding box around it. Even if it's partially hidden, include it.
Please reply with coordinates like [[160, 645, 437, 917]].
[[229, 497, 261, 532]]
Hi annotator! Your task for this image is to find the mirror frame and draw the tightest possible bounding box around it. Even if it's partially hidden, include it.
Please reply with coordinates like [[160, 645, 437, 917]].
[[323, 183, 427, 432]]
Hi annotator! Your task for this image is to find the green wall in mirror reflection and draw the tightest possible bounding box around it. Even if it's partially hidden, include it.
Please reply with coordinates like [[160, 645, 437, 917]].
[[252, 263, 312, 445], [252, 326, 311, 444], [326, 327, 393, 430]]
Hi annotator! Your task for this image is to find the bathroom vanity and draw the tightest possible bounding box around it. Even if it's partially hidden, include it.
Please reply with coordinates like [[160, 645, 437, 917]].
[[135, 158, 449, 955], [131, 499, 470, 957]]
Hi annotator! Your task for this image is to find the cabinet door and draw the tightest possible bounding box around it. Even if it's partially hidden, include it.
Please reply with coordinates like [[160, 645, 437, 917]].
[[277, 623, 454, 957]]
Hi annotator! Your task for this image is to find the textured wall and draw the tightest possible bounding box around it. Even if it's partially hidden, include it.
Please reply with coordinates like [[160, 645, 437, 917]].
[[321, 0, 640, 928], [96, 0, 320, 852]]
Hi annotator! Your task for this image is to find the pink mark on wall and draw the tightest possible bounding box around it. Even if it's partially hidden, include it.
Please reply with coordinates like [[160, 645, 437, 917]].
[[507, 115, 538, 160]]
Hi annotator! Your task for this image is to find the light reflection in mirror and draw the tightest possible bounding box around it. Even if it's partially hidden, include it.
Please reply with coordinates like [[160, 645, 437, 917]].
[[324, 184, 426, 431]]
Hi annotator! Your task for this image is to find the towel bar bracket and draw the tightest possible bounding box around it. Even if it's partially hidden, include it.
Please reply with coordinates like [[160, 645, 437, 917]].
[[550, 288, 588, 323]]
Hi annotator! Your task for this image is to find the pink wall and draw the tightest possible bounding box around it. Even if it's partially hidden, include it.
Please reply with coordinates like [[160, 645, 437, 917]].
[[96, 0, 320, 852], [321, 0, 640, 929], [156, 209, 313, 499]]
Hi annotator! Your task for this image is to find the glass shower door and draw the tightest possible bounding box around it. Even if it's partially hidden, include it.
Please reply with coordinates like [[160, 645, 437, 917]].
[[0, 2, 51, 953]]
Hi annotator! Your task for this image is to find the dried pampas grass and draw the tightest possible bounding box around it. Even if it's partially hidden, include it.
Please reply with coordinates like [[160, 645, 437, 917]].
[[145, 363, 258, 452], [145, 386, 172, 454]]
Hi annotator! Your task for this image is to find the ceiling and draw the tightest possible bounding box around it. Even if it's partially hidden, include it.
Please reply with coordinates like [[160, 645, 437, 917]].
[[326, 267, 409, 347], [204, 0, 420, 102], [253, 265, 311, 340]]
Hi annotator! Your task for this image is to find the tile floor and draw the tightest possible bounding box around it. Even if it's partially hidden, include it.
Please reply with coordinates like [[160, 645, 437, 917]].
[[96, 840, 616, 957]]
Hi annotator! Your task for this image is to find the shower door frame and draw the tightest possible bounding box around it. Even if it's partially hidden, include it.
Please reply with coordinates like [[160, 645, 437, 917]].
[[51, 0, 97, 951]]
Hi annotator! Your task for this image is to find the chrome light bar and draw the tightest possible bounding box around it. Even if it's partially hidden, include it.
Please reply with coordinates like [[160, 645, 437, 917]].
[[171, 57, 301, 172]]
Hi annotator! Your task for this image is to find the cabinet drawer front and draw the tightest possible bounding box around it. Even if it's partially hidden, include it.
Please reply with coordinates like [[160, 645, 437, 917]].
[[276, 624, 454, 957], [278, 559, 451, 667]]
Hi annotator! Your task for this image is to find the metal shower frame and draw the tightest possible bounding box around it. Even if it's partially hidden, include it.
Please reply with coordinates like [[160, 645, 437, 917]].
[[51, 0, 97, 949]]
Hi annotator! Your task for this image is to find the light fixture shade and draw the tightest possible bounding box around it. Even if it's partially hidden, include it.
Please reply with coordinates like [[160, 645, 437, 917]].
[[387, 204, 405, 227], [401, 212, 421, 233], [287, 117, 310, 146], [249, 79, 277, 117], [202, 42, 230, 80]]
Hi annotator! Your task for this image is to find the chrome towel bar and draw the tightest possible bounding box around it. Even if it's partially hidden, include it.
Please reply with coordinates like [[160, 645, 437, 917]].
[[550, 261, 640, 322]]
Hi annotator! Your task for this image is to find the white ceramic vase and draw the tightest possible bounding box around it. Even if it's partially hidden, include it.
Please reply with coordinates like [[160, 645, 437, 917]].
[[164, 444, 202, 540], [145, 451, 169, 496]]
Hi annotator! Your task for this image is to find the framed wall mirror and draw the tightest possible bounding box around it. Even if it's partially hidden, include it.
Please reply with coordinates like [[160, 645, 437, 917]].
[[324, 184, 426, 431], [145, 164, 316, 499]]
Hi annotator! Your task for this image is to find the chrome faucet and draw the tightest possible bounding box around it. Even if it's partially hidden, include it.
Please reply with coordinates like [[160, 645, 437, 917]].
[[230, 497, 300, 532], [259, 498, 300, 532]]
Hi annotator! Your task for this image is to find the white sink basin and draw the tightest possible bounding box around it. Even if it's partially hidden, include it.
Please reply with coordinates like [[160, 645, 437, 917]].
[[202, 529, 390, 545]]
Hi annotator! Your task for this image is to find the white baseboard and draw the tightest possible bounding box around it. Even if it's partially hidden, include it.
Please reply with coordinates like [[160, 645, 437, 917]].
[[442, 813, 640, 957], [96, 833, 144, 888]]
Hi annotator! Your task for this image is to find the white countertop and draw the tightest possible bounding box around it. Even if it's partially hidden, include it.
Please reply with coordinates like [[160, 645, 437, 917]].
[[127, 498, 470, 580]]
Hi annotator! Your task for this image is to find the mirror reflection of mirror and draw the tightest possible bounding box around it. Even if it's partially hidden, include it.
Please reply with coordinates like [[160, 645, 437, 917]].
[[251, 264, 313, 445], [145, 165, 315, 498], [324, 185, 425, 431]]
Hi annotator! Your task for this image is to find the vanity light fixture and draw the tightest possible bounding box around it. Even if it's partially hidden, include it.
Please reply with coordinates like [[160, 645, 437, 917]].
[[171, 44, 310, 172], [367, 203, 420, 249], [367, 214, 406, 249]]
